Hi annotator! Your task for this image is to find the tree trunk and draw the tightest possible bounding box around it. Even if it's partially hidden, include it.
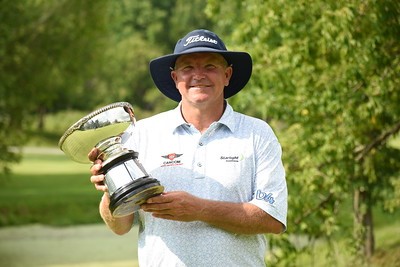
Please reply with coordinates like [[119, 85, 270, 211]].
[[353, 187, 375, 261], [38, 106, 46, 131]]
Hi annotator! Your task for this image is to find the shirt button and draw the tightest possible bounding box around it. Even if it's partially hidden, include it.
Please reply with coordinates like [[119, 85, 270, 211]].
[[199, 142, 203, 146], [197, 162, 202, 167]]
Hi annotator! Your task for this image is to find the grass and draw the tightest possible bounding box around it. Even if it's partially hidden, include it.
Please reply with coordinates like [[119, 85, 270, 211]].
[[371, 224, 400, 267], [0, 152, 102, 226], [1, 147, 399, 266], [283, 222, 400, 267], [1, 111, 398, 266]]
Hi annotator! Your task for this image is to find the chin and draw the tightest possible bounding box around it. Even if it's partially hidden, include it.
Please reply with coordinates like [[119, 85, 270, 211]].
[[186, 93, 211, 102]]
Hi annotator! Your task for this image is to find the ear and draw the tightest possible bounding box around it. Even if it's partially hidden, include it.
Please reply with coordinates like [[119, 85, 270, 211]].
[[171, 71, 178, 84], [224, 66, 233, 86]]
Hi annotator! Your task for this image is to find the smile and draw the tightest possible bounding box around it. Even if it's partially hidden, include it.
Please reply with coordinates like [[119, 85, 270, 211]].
[[190, 85, 210, 88]]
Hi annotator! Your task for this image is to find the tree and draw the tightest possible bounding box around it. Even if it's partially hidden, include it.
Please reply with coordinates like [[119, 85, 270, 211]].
[[0, 0, 109, 174], [71, 0, 214, 114], [207, 0, 400, 265], [0, 0, 216, 175]]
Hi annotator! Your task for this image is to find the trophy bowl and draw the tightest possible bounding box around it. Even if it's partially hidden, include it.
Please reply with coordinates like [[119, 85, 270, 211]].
[[58, 102, 164, 217]]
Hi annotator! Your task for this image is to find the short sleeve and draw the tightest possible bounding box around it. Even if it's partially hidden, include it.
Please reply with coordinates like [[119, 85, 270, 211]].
[[249, 139, 287, 230]]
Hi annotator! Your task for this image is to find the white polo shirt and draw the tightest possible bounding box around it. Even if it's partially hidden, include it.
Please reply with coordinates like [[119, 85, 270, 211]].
[[123, 103, 287, 267]]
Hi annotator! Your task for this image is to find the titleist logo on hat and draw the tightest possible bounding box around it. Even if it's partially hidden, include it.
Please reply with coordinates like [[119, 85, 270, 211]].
[[183, 35, 218, 47]]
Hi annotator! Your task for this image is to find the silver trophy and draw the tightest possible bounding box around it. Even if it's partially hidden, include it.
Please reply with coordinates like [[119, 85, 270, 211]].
[[58, 102, 164, 217]]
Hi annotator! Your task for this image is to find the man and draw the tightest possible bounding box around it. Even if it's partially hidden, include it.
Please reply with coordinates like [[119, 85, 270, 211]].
[[90, 29, 287, 266]]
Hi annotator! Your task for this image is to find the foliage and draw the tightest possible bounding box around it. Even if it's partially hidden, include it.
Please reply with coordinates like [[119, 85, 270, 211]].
[[0, 0, 109, 174], [2, 0, 399, 264], [1, 0, 110, 111], [0, 0, 213, 174], [207, 0, 400, 265], [118, 0, 213, 50]]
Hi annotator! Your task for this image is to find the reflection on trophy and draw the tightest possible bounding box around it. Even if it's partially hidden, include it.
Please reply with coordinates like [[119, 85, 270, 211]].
[[58, 102, 164, 217]]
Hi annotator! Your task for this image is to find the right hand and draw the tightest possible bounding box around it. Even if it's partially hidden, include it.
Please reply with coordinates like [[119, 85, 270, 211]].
[[88, 148, 108, 192]]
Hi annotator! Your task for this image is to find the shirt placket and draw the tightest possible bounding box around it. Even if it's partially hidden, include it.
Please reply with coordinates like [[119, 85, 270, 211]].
[[193, 136, 206, 179], [192, 123, 220, 179]]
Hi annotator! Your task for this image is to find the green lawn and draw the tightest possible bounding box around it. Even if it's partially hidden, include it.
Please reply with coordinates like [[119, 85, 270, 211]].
[[1, 148, 399, 266], [0, 151, 102, 226]]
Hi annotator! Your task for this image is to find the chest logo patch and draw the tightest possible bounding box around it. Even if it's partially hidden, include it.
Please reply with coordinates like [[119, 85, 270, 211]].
[[220, 154, 244, 162], [161, 153, 183, 167]]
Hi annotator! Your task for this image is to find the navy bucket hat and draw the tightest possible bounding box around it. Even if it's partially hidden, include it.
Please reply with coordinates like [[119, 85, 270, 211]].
[[149, 29, 253, 102]]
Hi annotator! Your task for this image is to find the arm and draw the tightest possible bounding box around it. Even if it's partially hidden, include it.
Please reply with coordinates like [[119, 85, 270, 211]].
[[89, 153, 134, 235], [200, 199, 284, 234], [98, 192, 134, 235], [141, 191, 284, 235]]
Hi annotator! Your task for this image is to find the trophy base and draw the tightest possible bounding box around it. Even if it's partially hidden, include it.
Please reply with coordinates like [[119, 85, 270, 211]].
[[109, 177, 164, 217]]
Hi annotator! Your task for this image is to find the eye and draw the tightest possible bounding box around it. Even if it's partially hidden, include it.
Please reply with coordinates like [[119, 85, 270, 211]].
[[182, 66, 193, 71], [176, 65, 193, 72], [205, 64, 217, 70]]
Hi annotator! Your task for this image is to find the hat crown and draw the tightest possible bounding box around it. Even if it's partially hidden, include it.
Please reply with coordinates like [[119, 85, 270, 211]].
[[174, 29, 227, 54]]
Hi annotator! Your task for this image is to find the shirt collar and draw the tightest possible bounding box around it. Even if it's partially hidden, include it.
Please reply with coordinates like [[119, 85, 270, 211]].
[[168, 103, 187, 132], [169, 101, 236, 133], [217, 101, 235, 132]]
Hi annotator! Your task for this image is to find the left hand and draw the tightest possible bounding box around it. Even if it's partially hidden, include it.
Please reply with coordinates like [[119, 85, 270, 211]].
[[141, 191, 204, 222]]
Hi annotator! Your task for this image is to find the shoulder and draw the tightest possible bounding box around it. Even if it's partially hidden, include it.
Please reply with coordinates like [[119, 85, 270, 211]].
[[135, 109, 174, 129], [233, 111, 277, 139], [122, 109, 175, 147]]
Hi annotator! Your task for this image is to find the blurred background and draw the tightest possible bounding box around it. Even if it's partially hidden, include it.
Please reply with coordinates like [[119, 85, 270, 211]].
[[0, 0, 399, 266]]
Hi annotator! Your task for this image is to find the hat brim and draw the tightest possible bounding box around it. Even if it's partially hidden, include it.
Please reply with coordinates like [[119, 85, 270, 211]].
[[149, 48, 252, 102]]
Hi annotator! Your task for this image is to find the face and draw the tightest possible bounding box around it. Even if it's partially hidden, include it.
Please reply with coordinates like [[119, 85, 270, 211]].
[[171, 53, 233, 105]]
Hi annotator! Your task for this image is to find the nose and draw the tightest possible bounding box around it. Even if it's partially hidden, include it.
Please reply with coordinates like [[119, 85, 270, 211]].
[[192, 67, 206, 80]]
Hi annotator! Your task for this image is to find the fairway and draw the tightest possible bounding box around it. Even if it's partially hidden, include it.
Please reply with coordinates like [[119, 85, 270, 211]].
[[0, 149, 102, 226], [1, 147, 399, 266], [0, 147, 140, 266], [0, 224, 139, 267], [12, 147, 89, 175]]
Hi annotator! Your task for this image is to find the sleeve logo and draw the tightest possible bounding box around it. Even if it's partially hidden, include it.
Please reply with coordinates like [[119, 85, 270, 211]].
[[255, 190, 275, 204]]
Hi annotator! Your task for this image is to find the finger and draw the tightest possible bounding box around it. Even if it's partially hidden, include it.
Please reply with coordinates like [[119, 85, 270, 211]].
[[141, 201, 173, 213], [95, 183, 108, 192], [142, 206, 171, 214], [90, 174, 105, 184], [90, 161, 103, 175], [90, 174, 108, 192], [151, 213, 175, 220], [146, 193, 170, 204], [87, 148, 100, 162]]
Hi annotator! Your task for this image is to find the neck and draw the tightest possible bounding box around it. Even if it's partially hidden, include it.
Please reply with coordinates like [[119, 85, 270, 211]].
[[180, 100, 226, 133]]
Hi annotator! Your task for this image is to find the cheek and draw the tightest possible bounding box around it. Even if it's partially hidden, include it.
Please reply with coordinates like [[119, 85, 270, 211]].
[[218, 75, 230, 87], [172, 72, 186, 85], [176, 81, 187, 93]]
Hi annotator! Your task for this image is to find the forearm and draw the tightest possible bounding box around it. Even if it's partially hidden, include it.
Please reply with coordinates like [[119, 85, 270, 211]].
[[99, 193, 134, 235], [142, 191, 284, 234], [198, 199, 284, 235]]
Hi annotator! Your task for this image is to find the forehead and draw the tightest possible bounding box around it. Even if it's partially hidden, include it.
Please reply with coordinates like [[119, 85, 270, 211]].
[[175, 53, 227, 65]]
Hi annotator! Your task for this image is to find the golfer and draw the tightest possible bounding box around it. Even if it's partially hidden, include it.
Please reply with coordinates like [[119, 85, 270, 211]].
[[90, 29, 287, 266]]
